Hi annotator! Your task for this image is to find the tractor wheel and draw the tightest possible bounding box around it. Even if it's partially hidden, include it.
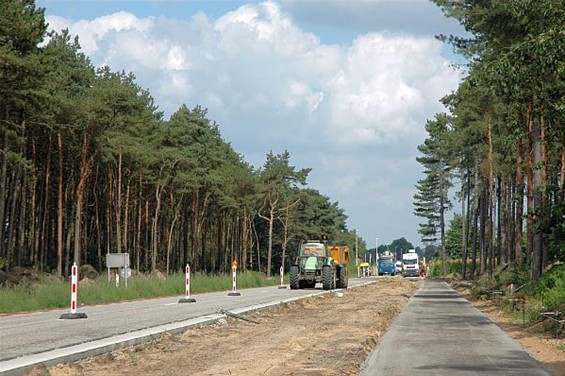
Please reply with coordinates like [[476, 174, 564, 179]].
[[337, 266, 348, 288], [322, 265, 334, 290], [289, 265, 300, 289]]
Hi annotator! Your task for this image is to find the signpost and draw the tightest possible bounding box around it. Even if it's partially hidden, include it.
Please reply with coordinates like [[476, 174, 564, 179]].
[[106, 253, 130, 288]]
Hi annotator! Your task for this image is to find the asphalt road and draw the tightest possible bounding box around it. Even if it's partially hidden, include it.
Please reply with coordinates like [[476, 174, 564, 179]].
[[360, 280, 554, 376], [0, 277, 372, 375]]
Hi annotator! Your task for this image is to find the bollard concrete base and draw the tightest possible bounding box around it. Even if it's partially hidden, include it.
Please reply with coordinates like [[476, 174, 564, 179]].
[[59, 312, 88, 319], [228, 292, 241, 296], [278, 285, 287, 289], [178, 297, 197, 303]]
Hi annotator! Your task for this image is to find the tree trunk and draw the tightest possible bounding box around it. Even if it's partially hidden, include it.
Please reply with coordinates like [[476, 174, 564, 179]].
[[144, 198, 149, 271], [248, 214, 254, 270], [470, 163, 480, 277], [74, 133, 92, 265], [124, 182, 130, 254], [531, 105, 543, 281], [242, 210, 248, 271], [540, 114, 548, 271], [135, 178, 143, 272], [6, 170, 22, 269], [487, 117, 495, 277], [197, 192, 211, 271], [559, 151, 565, 192], [0, 133, 8, 260], [439, 187, 446, 275], [40, 135, 53, 271], [107, 166, 114, 255], [17, 174, 27, 265], [190, 193, 199, 271], [461, 170, 469, 279], [514, 140, 524, 264], [166, 194, 181, 275], [152, 185, 163, 272], [94, 187, 102, 269], [116, 152, 122, 253], [526, 106, 534, 275], [267, 204, 275, 277], [57, 129, 64, 276], [30, 173, 37, 265], [65, 206, 74, 276], [479, 186, 487, 275], [252, 218, 261, 272]]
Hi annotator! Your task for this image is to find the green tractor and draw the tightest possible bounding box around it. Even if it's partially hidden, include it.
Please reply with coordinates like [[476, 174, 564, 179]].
[[289, 240, 349, 290]]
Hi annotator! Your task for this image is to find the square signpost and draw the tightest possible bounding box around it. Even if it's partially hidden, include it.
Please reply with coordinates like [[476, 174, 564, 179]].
[[106, 253, 131, 289]]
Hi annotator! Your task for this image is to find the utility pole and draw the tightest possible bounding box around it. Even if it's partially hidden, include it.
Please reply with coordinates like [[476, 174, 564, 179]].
[[355, 230, 359, 278]]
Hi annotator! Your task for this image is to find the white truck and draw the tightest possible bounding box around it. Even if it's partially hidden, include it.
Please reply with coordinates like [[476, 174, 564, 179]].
[[402, 249, 419, 277]]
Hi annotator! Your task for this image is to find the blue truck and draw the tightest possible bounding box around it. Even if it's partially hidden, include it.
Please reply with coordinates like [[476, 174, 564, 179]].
[[377, 250, 396, 276]]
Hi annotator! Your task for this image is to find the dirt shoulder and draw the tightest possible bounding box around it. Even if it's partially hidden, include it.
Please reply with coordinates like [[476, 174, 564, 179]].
[[451, 282, 565, 376], [32, 278, 418, 376], [28, 278, 564, 375]]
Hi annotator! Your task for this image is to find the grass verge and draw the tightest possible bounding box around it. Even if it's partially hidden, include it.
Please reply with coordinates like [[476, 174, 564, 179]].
[[0, 271, 283, 314]]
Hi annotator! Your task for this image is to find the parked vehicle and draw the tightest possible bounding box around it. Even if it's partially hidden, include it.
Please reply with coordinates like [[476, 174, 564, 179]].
[[377, 250, 396, 276], [402, 249, 419, 277], [395, 260, 403, 274]]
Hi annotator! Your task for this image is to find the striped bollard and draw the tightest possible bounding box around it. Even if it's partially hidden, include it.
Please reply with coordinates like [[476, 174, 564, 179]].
[[179, 264, 196, 303], [278, 265, 286, 289], [228, 264, 241, 296], [60, 262, 87, 319]]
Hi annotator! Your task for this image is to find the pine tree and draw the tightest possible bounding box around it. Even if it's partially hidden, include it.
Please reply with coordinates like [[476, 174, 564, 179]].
[[414, 114, 452, 274]]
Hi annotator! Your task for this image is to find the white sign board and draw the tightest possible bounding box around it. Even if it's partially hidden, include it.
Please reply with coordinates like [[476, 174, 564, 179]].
[[106, 253, 130, 268]]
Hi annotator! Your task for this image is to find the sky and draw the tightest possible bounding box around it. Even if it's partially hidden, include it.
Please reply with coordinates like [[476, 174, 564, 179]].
[[37, 0, 468, 250]]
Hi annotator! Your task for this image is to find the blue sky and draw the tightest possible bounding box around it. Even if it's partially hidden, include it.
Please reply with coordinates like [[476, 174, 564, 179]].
[[37, 0, 468, 249]]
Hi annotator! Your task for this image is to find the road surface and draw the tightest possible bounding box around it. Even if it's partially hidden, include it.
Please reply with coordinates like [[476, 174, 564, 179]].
[[0, 277, 372, 375], [360, 280, 554, 376]]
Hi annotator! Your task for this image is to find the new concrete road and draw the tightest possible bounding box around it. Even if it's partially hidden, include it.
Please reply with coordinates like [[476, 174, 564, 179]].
[[0, 278, 372, 375], [361, 280, 554, 376]]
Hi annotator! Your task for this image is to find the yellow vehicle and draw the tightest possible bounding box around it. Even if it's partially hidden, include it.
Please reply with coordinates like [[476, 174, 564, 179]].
[[328, 245, 350, 266], [359, 262, 371, 277]]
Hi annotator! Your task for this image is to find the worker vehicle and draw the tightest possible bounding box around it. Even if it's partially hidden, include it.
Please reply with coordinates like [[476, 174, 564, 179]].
[[377, 250, 396, 276], [395, 260, 403, 274], [289, 240, 349, 290], [359, 261, 371, 277], [402, 249, 419, 277]]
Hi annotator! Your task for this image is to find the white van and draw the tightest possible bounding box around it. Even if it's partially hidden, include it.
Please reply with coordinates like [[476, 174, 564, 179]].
[[402, 249, 419, 277]]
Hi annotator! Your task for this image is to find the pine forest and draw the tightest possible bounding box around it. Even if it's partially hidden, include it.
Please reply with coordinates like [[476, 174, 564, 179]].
[[0, 1, 355, 278]]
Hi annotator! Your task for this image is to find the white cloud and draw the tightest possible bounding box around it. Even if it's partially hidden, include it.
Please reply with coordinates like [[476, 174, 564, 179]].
[[320, 33, 455, 146], [44, 1, 462, 246], [281, 0, 468, 39]]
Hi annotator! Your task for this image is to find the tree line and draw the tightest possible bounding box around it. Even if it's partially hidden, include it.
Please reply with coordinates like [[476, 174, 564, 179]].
[[414, 0, 564, 281], [0, 0, 362, 278]]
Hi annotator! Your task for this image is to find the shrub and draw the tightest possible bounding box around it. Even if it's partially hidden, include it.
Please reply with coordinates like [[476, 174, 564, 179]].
[[532, 264, 565, 311]]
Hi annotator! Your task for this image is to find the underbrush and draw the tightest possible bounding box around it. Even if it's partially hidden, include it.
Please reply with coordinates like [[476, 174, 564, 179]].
[[428, 259, 469, 277], [0, 271, 282, 314], [463, 263, 565, 339], [531, 264, 565, 312]]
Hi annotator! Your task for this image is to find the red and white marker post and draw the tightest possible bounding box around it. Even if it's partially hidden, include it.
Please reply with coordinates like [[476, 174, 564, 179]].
[[228, 260, 241, 296], [278, 265, 286, 289], [179, 264, 196, 303], [60, 262, 87, 319]]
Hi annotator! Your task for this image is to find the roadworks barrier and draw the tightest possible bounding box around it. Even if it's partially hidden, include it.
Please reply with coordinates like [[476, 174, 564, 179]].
[[59, 262, 87, 320], [178, 264, 197, 303]]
